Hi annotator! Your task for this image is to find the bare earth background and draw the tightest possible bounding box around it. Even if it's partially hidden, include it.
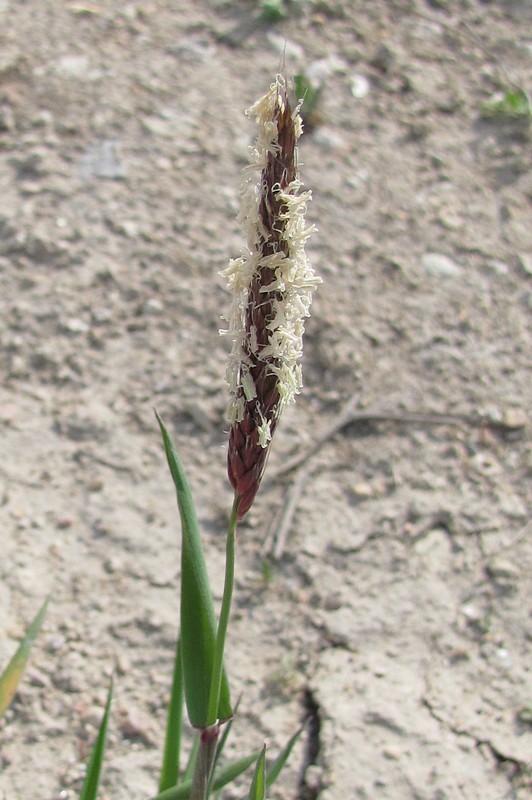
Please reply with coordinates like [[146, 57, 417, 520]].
[[0, 1, 531, 799]]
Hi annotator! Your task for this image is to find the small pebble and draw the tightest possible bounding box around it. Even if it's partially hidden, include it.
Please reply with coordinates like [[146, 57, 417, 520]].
[[118, 219, 139, 238], [351, 481, 374, 500], [143, 298, 163, 315], [486, 557, 520, 583], [382, 745, 402, 760], [80, 705, 107, 729], [485, 259, 509, 276], [116, 653, 131, 676], [26, 667, 50, 688], [371, 44, 396, 72], [104, 556, 123, 574], [63, 318, 89, 334], [422, 252, 462, 277], [142, 115, 175, 138], [350, 74, 370, 99], [0, 103, 15, 131], [119, 707, 155, 744], [502, 408, 527, 430], [91, 306, 113, 324], [54, 54, 90, 79], [79, 140, 126, 179], [461, 603, 482, 622], [437, 208, 463, 230], [517, 253, 532, 276]]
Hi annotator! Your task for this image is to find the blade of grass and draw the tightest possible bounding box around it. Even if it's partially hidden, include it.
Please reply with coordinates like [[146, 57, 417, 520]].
[[212, 751, 261, 791], [156, 412, 232, 728], [183, 733, 200, 784], [209, 695, 241, 786], [248, 746, 266, 800], [265, 724, 304, 788], [78, 679, 113, 800], [0, 597, 48, 717], [149, 750, 260, 800], [159, 636, 184, 792]]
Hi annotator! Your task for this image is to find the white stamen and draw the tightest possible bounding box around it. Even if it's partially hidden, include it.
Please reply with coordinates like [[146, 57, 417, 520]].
[[221, 76, 321, 439]]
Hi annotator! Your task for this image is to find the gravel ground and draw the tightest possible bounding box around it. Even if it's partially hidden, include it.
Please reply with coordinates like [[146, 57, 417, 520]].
[[0, 2, 530, 799]]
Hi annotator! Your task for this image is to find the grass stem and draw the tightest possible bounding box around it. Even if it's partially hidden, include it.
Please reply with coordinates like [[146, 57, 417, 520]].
[[207, 495, 238, 725], [189, 725, 219, 800]]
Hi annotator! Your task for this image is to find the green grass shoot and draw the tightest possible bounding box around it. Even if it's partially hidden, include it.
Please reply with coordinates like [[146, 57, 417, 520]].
[[0, 597, 48, 718], [482, 87, 532, 119], [159, 637, 184, 792], [260, 0, 287, 21], [294, 72, 323, 130], [266, 724, 305, 788], [78, 679, 113, 800], [156, 411, 232, 729], [149, 751, 261, 800], [248, 746, 266, 800]]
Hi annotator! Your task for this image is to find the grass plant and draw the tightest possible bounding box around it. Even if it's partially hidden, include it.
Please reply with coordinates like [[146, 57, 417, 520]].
[[148, 73, 320, 800], [259, 0, 288, 21], [0, 597, 48, 718], [481, 86, 532, 119], [1, 75, 319, 800], [90, 77, 319, 800], [293, 72, 324, 131], [258, 0, 313, 22]]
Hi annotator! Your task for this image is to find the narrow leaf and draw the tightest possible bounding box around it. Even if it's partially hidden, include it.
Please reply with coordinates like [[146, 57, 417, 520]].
[[159, 636, 184, 792], [182, 733, 200, 783], [79, 679, 113, 800], [248, 746, 267, 800], [210, 694, 241, 782], [149, 750, 260, 800], [0, 597, 48, 717], [266, 724, 304, 788], [156, 413, 232, 728], [212, 749, 260, 790]]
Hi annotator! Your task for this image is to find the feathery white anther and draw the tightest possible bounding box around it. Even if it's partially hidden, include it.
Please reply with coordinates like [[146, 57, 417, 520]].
[[221, 77, 321, 436]]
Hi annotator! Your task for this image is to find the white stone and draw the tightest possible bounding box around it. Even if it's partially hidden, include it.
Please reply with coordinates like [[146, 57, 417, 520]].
[[350, 73, 370, 99], [422, 252, 462, 277]]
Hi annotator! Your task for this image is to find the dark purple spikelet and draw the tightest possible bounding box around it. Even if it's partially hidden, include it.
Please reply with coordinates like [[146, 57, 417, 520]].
[[222, 78, 320, 519]]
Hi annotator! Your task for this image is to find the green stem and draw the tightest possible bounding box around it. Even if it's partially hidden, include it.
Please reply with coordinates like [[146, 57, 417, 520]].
[[207, 495, 238, 726], [189, 725, 219, 800]]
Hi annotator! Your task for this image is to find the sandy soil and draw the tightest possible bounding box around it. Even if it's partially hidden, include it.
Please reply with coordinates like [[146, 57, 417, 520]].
[[0, 1, 531, 799]]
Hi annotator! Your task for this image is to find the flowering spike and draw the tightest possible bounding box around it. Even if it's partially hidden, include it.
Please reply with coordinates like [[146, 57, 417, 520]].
[[221, 77, 321, 519]]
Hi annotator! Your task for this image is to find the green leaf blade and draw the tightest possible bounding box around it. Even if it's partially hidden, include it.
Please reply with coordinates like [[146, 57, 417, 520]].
[[156, 413, 232, 729], [266, 724, 305, 788], [79, 679, 113, 800], [149, 750, 260, 800], [159, 637, 184, 792], [248, 746, 267, 800], [0, 597, 48, 718]]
